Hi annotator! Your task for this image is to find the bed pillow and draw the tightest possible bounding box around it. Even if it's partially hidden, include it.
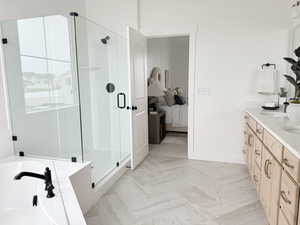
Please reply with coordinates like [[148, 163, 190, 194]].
[[164, 90, 175, 106], [174, 95, 185, 105], [158, 96, 167, 105]]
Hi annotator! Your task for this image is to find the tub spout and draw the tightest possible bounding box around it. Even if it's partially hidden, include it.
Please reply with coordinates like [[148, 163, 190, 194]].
[[14, 172, 45, 180], [14, 167, 55, 198]]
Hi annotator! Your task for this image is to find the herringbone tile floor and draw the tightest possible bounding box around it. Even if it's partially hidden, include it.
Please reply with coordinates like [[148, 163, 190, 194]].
[[85, 136, 267, 225]]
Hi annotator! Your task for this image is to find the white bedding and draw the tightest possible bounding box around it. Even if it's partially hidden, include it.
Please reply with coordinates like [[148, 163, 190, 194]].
[[160, 104, 188, 127]]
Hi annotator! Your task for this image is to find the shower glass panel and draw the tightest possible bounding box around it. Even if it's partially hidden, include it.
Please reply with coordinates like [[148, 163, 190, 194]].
[[1, 14, 131, 185], [1, 15, 82, 161], [73, 16, 131, 184]]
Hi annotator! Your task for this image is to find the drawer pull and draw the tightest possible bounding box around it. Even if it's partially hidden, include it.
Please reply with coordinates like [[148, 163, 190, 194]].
[[280, 191, 292, 204], [264, 160, 269, 177], [244, 116, 249, 120], [267, 161, 272, 179], [283, 158, 295, 169], [264, 160, 271, 179], [253, 175, 258, 183], [248, 135, 253, 147], [256, 129, 263, 134], [264, 160, 267, 176], [255, 150, 261, 156]]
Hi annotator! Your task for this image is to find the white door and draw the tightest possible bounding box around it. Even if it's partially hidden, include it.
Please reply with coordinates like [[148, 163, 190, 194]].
[[128, 27, 149, 169]]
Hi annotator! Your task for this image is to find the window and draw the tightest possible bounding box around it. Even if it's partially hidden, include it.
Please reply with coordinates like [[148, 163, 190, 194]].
[[17, 15, 75, 113]]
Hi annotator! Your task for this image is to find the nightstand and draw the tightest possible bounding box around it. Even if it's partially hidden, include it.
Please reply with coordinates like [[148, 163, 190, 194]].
[[148, 111, 166, 144]]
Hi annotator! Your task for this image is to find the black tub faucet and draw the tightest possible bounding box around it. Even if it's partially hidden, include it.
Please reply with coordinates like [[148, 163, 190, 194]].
[[283, 102, 290, 113], [14, 167, 55, 198]]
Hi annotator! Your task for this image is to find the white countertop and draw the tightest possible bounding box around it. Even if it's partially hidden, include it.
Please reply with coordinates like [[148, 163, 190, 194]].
[[246, 108, 300, 159]]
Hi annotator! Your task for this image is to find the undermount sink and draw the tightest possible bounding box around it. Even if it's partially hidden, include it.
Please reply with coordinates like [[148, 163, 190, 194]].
[[283, 125, 300, 134], [260, 111, 287, 118]]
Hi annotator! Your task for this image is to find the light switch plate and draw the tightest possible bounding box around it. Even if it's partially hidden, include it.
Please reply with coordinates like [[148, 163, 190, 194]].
[[198, 88, 211, 96]]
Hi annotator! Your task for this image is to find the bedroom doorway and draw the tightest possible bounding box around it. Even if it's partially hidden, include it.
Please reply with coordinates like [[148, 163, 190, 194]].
[[147, 35, 189, 159]]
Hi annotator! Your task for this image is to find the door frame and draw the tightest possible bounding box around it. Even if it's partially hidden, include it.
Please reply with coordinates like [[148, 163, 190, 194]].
[[144, 27, 198, 159]]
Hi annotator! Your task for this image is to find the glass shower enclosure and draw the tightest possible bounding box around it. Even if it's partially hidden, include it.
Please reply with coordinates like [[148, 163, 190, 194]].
[[0, 13, 131, 185]]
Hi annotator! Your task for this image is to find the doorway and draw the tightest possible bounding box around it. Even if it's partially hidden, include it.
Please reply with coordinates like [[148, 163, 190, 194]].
[[146, 35, 190, 159]]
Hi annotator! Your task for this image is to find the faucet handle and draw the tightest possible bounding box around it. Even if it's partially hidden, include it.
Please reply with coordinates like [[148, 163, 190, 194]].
[[46, 188, 55, 198], [44, 167, 55, 198]]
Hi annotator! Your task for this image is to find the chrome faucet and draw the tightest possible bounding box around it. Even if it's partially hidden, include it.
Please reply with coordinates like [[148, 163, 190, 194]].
[[14, 167, 55, 198]]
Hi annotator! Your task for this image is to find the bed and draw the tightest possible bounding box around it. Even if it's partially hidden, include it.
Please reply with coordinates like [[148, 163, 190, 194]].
[[160, 104, 188, 132]]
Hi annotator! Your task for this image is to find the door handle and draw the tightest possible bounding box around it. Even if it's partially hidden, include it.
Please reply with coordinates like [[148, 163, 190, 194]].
[[127, 106, 138, 111], [117, 93, 126, 109], [283, 158, 295, 169], [280, 191, 292, 204], [264, 159, 269, 177], [266, 160, 272, 179]]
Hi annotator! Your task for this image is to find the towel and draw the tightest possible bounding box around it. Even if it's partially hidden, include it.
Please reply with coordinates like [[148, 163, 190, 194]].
[[256, 67, 278, 94]]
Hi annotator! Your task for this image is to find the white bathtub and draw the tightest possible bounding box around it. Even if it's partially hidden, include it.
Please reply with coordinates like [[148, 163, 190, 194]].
[[0, 159, 69, 225]]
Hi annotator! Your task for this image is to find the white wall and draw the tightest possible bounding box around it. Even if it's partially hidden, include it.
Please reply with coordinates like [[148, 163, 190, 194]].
[[140, 0, 291, 164], [147, 36, 189, 97], [0, 0, 86, 21], [85, 0, 138, 36]]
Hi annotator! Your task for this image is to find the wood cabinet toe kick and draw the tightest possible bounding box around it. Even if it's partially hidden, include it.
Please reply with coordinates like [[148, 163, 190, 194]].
[[244, 112, 300, 225]]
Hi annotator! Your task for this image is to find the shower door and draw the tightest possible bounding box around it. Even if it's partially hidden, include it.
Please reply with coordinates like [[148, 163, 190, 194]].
[[73, 15, 131, 184]]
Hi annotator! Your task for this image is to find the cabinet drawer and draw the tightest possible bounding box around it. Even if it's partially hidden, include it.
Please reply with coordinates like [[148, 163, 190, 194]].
[[280, 171, 299, 225], [248, 116, 256, 131], [254, 137, 263, 169], [255, 122, 264, 140], [283, 148, 300, 183], [244, 113, 250, 124], [279, 209, 291, 225], [252, 163, 261, 192], [263, 130, 283, 162]]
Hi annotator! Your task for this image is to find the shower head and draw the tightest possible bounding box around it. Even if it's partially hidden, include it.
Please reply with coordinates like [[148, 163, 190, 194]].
[[101, 36, 110, 44]]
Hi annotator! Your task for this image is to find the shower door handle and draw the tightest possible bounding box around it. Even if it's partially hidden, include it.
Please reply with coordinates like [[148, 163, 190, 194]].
[[117, 93, 126, 109]]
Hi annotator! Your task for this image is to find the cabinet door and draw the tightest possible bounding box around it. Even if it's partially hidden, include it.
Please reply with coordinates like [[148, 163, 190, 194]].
[[248, 129, 255, 174], [260, 147, 282, 225], [260, 147, 271, 215], [243, 126, 250, 163], [268, 156, 282, 225], [252, 162, 261, 193], [254, 135, 263, 169], [279, 209, 290, 225], [280, 171, 299, 225]]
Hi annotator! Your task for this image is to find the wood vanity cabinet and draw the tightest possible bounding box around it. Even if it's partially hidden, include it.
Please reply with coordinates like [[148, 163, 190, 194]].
[[260, 147, 282, 225], [254, 135, 263, 169], [280, 171, 299, 225], [248, 129, 255, 174], [243, 124, 251, 172], [244, 114, 255, 174], [243, 113, 299, 225]]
